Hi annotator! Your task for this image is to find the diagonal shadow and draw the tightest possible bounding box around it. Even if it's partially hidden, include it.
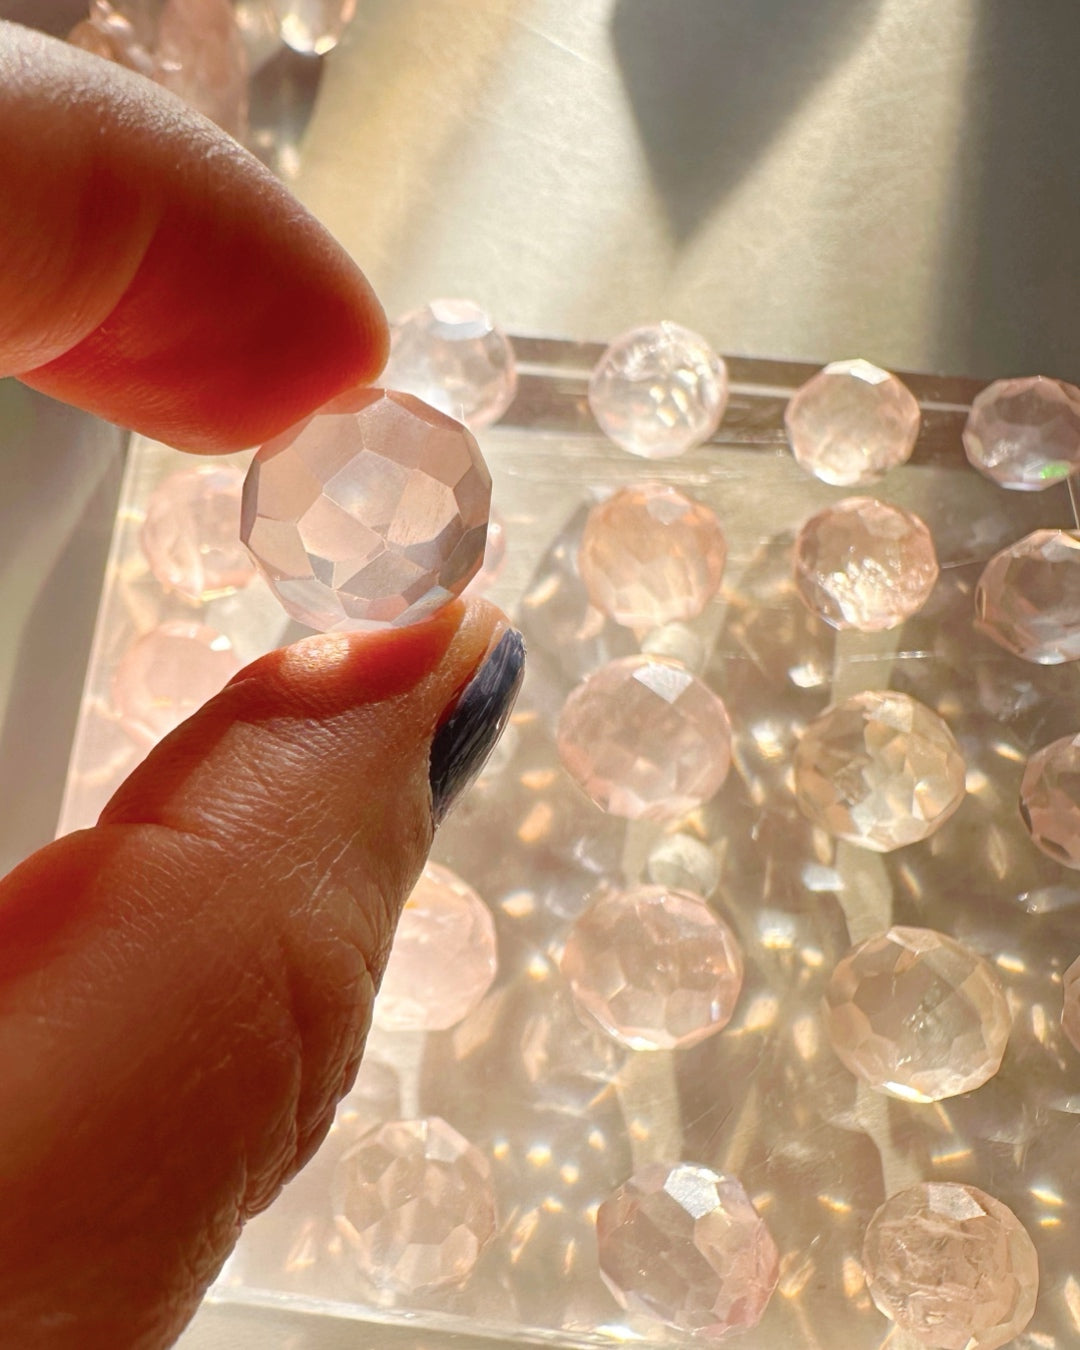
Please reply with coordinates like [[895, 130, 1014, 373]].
[[934, 1, 1080, 380], [610, 0, 886, 243]]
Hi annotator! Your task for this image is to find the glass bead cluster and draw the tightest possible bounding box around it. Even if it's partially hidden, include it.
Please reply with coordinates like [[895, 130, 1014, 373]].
[[77, 303, 1080, 1345]]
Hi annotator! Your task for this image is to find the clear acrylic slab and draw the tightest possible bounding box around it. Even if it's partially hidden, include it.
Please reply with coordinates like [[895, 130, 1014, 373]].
[[59, 343, 1080, 1349]]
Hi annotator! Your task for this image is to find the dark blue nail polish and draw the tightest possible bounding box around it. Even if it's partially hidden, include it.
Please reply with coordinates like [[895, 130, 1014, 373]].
[[429, 628, 526, 824]]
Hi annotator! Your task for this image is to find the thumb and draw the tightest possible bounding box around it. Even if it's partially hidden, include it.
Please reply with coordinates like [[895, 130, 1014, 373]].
[[0, 599, 523, 1350]]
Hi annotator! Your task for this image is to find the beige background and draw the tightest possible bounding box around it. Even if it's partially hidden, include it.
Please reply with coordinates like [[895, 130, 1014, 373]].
[[2, 0, 1080, 1343]]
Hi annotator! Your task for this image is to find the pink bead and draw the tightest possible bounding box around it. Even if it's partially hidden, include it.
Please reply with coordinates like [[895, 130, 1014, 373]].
[[111, 621, 242, 746], [557, 655, 732, 822], [141, 465, 256, 604], [374, 863, 497, 1032]]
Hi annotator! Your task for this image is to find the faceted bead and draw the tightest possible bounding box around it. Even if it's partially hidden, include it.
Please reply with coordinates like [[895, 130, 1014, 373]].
[[111, 622, 241, 746], [793, 496, 938, 632], [140, 465, 256, 603], [1020, 734, 1080, 867], [331, 1116, 496, 1293], [596, 1163, 778, 1337], [1063, 955, 1080, 1054], [794, 690, 966, 852], [588, 322, 729, 459], [823, 927, 1010, 1101], [975, 529, 1080, 664], [578, 484, 727, 629], [374, 863, 497, 1032], [963, 374, 1080, 490], [556, 655, 732, 822], [240, 389, 491, 632], [785, 359, 920, 486], [383, 300, 518, 431], [269, 0, 357, 55], [560, 886, 743, 1050], [862, 1182, 1039, 1350]]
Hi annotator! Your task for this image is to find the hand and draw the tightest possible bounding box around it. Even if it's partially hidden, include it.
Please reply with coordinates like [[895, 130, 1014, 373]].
[[0, 22, 523, 1349]]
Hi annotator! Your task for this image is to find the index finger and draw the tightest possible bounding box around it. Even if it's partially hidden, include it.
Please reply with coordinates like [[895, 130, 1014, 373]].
[[0, 21, 388, 452]]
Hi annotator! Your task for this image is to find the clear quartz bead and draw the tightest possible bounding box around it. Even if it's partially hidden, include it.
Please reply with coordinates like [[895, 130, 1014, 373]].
[[596, 1164, 778, 1337], [794, 690, 966, 851], [862, 1182, 1038, 1350], [240, 388, 491, 632], [823, 926, 1010, 1101], [963, 374, 1080, 490], [383, 299, 518, 431], [588, 322, 728, 459], [785, 359, 920, 486]]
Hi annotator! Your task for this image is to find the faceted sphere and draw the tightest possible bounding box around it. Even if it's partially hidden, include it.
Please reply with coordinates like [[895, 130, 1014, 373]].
[[383, 299, 518, 431], [1020, 734, 1080, 867], [793, 496, 938, 632], [785, 358, 920, 486], [578, 484, 727, 628], [1063, 955, 1080, 1054], [332, 1116, 496, 1293], [556, 655, 733, 822], [794, 690, 966, 852], [596, 1163, 779, 1338], [975, 529, 1080, 664], [862, 1182, 1038, 1350], [141, 465, 256, 603], [823, 927, 1010, 1101], [560, 886, 743, 1050], [269, 0, 357, 55], [588, 322, 729, 459], [240, 389, 491, 632], [111, 622, 242, 746], [374, 863, 497, 1032], [963, 374, 1080, 490]]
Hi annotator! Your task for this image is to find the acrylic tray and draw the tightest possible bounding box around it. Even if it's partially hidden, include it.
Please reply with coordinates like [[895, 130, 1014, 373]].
[[58, 342, 1080, 1349]]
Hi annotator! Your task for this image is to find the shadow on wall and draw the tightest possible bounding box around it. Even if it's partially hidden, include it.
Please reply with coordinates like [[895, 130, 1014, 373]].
[[609, 0, 885, 243], [936, 1, 1080, 382]]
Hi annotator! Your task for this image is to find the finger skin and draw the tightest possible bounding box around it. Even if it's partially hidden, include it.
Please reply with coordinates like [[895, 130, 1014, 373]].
[[0, 22, 388, 452], [0, 600, 506, 1349]]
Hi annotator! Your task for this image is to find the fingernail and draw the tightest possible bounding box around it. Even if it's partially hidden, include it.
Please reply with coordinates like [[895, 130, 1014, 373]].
[[429, 628, 525, 824]]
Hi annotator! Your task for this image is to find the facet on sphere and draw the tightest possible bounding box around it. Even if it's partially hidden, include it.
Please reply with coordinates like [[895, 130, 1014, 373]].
[[140, 465, 256, 603], [374, 863, 497, 1032], [383, 299, 518, 431], [963, 375, 1080, 490], [794, 690, 966, 852], [240, 389, 491, 632], [111, 622, 242, 746], [823, 927, 1010, 1101], [785, 359, 920, 486], [578, 483, 727, 628], [862, 1182, 1038, 1350], [975, 529, 1080, 664], [596, 1163, 778, 1338], [1020, 734, 1080, 868], [560, 886, 743, 1050], [588, 322, 729, 459], [269, 0, 357, 55], [556, 655, 733, 822], [793, 496, 938, 632], [331, 1116, 496, 1293], [1063, 955, 1080, 1054]]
